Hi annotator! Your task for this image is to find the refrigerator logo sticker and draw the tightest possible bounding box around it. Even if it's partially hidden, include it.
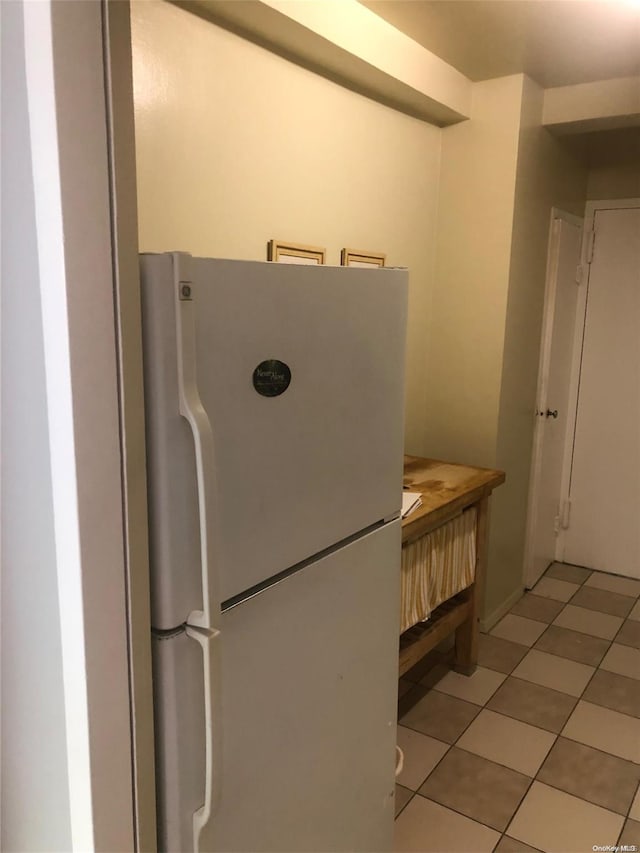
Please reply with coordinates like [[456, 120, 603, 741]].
[[252, 360, 291, 397]]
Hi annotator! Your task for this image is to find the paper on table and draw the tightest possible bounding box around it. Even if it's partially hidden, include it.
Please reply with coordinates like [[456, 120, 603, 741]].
[[401, 491, 423, 518]]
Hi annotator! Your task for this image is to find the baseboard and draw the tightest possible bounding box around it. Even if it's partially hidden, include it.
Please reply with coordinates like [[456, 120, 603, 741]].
[[480, 586, 525, 633]]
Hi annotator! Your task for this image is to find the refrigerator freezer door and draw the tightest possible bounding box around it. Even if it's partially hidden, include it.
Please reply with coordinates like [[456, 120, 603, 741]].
[[141, 254, 408, 627], [152, 520, 401, 853]]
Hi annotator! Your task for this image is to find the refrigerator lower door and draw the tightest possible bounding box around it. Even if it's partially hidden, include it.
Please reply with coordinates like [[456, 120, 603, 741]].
[[153, 521, 401, 853]]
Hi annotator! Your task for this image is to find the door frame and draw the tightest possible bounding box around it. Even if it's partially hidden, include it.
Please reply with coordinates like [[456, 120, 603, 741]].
[[555, 197, 640, 563], [523, 207, 583, 588], [17, 1, 156, 848], [102, 2, 158, 848], [21, 1, 136, 848]]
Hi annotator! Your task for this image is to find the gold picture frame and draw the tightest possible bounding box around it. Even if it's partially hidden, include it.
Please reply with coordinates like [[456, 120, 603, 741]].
[[268, 240, 326, 265], [340, 248, 386, 268]]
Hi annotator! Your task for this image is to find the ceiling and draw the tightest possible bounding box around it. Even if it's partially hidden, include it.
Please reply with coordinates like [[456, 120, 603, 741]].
[[359, 1, 640, 89]]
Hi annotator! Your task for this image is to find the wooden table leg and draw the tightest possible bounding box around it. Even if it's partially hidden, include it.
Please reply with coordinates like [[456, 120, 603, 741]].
[[454, 495, 490, 675]]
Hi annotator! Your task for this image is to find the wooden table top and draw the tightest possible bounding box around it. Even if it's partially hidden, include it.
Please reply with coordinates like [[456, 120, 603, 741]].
[[402, 455, 505, 540]]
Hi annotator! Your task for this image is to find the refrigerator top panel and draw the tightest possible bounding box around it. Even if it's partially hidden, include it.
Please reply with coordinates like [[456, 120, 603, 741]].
[[140, 253, 408, 628]]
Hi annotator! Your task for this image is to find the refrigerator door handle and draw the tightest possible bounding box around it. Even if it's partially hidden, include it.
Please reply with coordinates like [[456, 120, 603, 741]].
[[186, 623, 223, 851], [174, 252, 221, 633]]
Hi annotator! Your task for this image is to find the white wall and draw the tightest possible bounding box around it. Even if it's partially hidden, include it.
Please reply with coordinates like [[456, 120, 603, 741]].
[[427, 74, 588, 623], [131, 0, 442, 453], [426, 75, 524, 466], [184, 0, 472, 125], [131, 4, 598, 625], [586, 127, 640, 199], [1, 2, 72, 848], [490, 77, 588, 620], [543, 76, 640, 134]]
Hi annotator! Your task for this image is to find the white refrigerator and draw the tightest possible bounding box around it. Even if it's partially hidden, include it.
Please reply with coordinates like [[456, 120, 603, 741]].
[[140, 252, 408, 853]]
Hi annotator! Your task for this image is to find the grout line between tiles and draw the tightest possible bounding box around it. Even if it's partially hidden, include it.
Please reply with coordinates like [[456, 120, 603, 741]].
[[430, 681, 505, 707], [531, 624, 614, 668], [624, 779, 640, 823], [501, 768, 540, 847], [550, 616, 624, 642], [565, 692, 640, 723], [402, 684, 576, 736], [618, 776, 640, 849], [405, 739, 453, 794], [484, 695, 579, 736], [611, 617, 640, 651], [613, 619, 626, 645], [554, 730, 640, 766], [414, 790, 513, 838], [503, 608, 563, 626], [396, 718, 458, 744], [562, 589, 637, 619], [493, 665, 592, 702], [452, 729, 556, 778], [449, 705, 559, 779], [395, 787, 414, 820], [530, 770, 638, 819], [613, 635, 640, 651]]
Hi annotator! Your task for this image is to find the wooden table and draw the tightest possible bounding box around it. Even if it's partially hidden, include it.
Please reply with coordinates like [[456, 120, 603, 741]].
[[399, 456, 505, 677]]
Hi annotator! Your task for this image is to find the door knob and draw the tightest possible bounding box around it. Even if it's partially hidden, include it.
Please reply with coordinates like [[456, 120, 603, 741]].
[[546, 409, 558, 419]]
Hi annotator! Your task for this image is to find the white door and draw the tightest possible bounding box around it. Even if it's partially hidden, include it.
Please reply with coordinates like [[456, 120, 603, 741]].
[[525, 213, 583, 587], [563, 204, 640, 578]]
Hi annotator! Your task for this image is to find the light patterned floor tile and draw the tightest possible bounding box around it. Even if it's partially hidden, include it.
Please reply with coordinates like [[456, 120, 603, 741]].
[[629, 785, 640, 822], [532, 576, 580, 602], [456, 709, 555, 776], [512, 649, 595, 697], [507, 782, 624, 853], [396, 726, 449, 791], [394, 795, 500, 852], [600, 643, 640, 681], [431, 665, 506, 706], [629, 600, 640, 622], [553, 603, 623, 640], [491, 614, 547, 647], [562, 700, 640, 762], [585, 571, 640, 599]]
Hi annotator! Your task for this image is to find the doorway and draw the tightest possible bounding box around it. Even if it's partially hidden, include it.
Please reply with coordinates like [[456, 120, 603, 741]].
[[525, 209, 583, 588], [559, 200, 640, 579]]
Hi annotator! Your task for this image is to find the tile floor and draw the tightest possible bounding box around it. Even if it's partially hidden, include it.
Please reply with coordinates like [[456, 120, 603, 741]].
[[394, 562, 640, 853]]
